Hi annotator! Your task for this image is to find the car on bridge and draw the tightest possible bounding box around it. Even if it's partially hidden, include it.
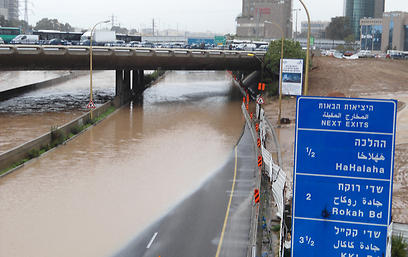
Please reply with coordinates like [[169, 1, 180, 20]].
[[140, 41, 155, 48], [47, 38, 71, 45], [105, 40, 126, 47], [10, 34, 39, 44], [243, 43, 257, 51], [126, 41, 141, 47], [255, 45, 268, 51]]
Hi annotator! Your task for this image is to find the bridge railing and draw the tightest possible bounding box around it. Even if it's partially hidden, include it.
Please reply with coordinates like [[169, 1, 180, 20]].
[[0, 44, 266, 59]]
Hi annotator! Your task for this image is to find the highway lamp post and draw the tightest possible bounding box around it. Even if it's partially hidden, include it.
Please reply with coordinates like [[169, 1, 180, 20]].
[[264, 20, 284, 125], [298, 0, 311, 96], [292, 8, 301, 41], [89, 19, 110, 119]]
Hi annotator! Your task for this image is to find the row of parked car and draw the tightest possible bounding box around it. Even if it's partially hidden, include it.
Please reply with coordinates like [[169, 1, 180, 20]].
[[0, 36, 269, 51], [321, 49, 408, 60]]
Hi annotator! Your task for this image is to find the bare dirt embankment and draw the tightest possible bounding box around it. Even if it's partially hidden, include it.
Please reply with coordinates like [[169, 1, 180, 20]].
[[263, 56, 408, 222]]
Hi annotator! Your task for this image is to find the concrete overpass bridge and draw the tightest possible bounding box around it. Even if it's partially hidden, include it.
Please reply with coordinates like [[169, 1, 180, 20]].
[[0, 45, 265, 104]]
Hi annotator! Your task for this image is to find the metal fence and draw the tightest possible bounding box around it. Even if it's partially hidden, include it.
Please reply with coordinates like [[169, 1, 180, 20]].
[[243, 97, 288, 257]]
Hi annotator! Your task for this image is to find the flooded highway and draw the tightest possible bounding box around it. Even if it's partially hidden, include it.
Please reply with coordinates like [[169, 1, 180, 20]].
[[0, 71, 115, 153], [0, 71, 244, 257]]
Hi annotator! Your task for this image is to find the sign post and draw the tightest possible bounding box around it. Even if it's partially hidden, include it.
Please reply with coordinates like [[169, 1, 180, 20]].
[[291, 96, 397, 257]]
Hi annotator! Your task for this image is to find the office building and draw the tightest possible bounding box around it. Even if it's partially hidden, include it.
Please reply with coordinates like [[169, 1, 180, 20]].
[[0, 0, 8, 19], [345, 0, 384, 40], [0, 0, 18, 20], [360, 12, 408, 52], [300, 21, 329, 38], [236, 0, 292, 39]]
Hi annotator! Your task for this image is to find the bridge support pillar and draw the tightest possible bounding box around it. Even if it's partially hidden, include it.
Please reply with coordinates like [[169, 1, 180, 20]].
[[114, 69, 145, 106], [115, 70, 131, 106], [132, 69, 145, 96]]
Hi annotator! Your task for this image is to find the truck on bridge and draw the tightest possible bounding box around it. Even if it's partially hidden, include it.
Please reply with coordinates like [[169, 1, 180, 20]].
[[80, 30, 116, 46]]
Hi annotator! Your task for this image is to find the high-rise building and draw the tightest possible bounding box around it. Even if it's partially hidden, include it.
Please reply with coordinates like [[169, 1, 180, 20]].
[[360, 11, 408, 52], [300, 21, 330, 39], [345, 0, 384, 40], [0, 0, 19, 20], [236, 0, 292, 39], [0, 0, 8, 19]]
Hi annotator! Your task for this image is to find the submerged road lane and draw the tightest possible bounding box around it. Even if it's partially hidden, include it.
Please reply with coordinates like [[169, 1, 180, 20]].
[[114, 124, 256, 257], [0, 71, 246, 257]]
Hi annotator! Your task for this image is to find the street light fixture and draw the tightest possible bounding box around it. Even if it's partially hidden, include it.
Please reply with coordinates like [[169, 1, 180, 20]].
[[264, 20, 284, 125], [89, 19, 110, 119], [298, 0, 311, 96], [292, 8, 301, 40]]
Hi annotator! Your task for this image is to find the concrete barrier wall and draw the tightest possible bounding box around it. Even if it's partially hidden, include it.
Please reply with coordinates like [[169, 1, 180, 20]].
[[0, 71, 88, 101], [0, 101, 113, 175]]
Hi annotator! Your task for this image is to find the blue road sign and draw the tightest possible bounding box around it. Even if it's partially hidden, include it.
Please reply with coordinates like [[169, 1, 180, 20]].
[[291, 96, 397, 257]]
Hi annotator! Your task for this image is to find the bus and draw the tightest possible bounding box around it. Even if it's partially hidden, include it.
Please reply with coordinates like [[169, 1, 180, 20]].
[[0, 27, 21, 43], [116, 33, 141, 43], [32, 30, 83, 44]]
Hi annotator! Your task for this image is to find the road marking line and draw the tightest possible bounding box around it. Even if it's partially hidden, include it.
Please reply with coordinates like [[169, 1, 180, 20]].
[[215, 146, 238, 257], [146, 232, 158, 249]]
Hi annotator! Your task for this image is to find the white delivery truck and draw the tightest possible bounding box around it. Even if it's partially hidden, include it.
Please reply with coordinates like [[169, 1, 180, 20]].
[[10, 34, 40, 44], [80, 30, 116, 46]]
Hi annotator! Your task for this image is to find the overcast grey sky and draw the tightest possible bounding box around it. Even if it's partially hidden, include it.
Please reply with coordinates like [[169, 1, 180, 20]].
[[29, 0, 408, 34]]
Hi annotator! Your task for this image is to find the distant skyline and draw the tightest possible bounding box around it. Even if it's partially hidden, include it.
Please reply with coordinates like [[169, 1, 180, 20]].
[[26, 0, 408, 34]]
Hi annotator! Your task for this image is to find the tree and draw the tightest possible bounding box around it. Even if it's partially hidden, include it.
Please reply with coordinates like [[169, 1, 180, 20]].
[[0, 15, 32, 32], [264, 39, 306, 76], [325, 16, 353, 41], [111, 26, 128, 34], [128, 28, 139, 35], [262, 39, 306, 96], [0, 15, 7, 27], [34, 18, 73, 32]]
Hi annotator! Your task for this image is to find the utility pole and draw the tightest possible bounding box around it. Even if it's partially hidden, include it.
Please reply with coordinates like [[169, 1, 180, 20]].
[[24, 0, 28, 30], [292, 8, 301, 40], [255, 8, 260, 39], [152, 18, 155, 36]]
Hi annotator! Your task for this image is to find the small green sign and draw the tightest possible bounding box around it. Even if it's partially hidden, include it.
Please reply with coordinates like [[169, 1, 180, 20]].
[[214, 36, 226, 46], [310, 36, 315, 46]]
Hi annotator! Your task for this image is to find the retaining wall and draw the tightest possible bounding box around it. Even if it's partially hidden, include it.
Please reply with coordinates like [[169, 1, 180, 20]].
[[0, 71, 88, 101]]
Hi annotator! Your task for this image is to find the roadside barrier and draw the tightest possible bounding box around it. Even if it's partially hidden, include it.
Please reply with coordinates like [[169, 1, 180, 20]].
[[254, 98, 287, 257], [254, 189, 260, 204], [236, 73, 284, 257]]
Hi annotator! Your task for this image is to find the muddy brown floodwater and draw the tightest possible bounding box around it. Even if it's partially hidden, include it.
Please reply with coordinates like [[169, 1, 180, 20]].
[[0, 71, 244, 257], [0, 71, 115, 153]]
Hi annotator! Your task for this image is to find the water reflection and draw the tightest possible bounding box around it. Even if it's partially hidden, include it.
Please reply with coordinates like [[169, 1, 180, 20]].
[[0, 71, 70, 92], [0, 71, 244, 257]]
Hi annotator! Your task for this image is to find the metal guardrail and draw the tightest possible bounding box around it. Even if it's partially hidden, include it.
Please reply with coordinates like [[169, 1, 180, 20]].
[[0, 45, 265, 70], [257, 103, 287, 257]]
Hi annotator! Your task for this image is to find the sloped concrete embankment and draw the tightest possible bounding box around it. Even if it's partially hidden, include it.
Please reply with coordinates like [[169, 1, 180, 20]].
[[0, 101, 113, 177], [0, 71, 88, 101]]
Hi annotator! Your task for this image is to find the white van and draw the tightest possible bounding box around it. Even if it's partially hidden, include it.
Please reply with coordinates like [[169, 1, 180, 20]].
[[10, 34, 39, 44]]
